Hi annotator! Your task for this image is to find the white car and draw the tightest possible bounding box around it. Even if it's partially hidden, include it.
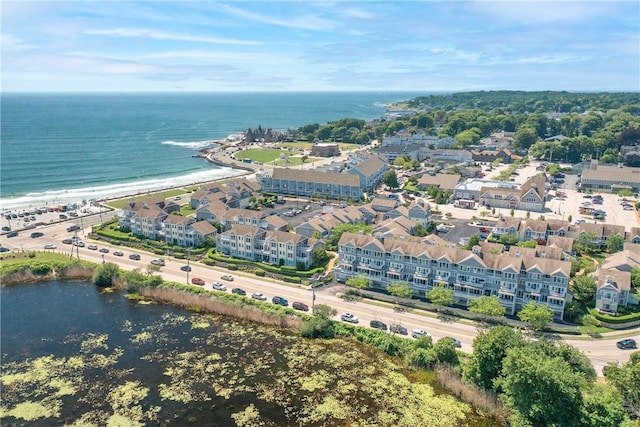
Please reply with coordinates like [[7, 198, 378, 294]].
[[221, 274, 234, 281], [151, 258, 166, 266], [251, 292, 267, 301], [411, 329, 431, 339], [212, 282, 227, 291], [341, 313, 359, 324], [87, 244, 98, 250], [44, 243, 57, 249]]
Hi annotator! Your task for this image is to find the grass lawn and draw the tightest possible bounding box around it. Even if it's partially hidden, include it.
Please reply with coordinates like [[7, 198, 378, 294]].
[[179, 205, 196, 216], [235, 148, 283, 163], [279, 141, 313, 150], [106, 189, 186, 209]]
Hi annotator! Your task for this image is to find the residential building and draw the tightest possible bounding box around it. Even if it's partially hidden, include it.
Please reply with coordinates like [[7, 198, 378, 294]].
[[347, 155, 388, 192], [335, 232, 571, 318], [595, 269, 631, 314], [260, 168, 362, 200], [374, 143, 423, 162], [479, 175, 546, 212], [417, 173, 461, 193], [162, 215, 196, 246], [471, 148, 519, 164]]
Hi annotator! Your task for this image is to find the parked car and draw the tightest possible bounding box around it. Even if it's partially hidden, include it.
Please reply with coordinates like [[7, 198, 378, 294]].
[[99, 247, 109, 253], [180, 265, 192, 272], [251, 292, 267, 301], [2, 226, 11, 232], [44, 244, 57, 249], [617, 339, 637, 349], [212, 282, 227, 291], [221, 274, 234, 281], [411, 329, 431, 339], [390, 324, 408, 335], [30, 232, 44, 238], [191, 277, 205, 286], [369, 320, 388, 331], [272, 296, 289, 306], [292, 301, 309, 311], [88, 244, 98, 250], [113, 250, 124, 256], [129, 253, 141, 260], [62, 238, 73, 244], [341, 313, 359, 324], [231, 288, 247, 296]]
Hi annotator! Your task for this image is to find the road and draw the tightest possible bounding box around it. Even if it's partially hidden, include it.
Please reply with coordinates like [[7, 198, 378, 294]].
[[2, 214, 638, 376]]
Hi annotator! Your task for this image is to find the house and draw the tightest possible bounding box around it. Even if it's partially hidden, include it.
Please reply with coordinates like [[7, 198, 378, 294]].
[[454, 179, 518, 201], [520, 219, 548, 242], [190, 221, 218, 245], [471, 148, 518, 164], [417, 173, 461, 192], [479, 175, 546, 212], [162, 215, 196, 246], [370, 198, 399, 212], [595, 269, 631, 314], [570, 223, 625, 249], [626, 227, 640, 244], [492, 216, 521, 237], [407, 199, 432, 225]]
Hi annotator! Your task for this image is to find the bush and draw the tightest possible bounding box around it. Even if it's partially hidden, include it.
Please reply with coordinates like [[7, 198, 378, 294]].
[[590, 307, 640, 323], [255, 270, 266, 277], [227, 265, 239, 271], [300, 317, 335, 338]]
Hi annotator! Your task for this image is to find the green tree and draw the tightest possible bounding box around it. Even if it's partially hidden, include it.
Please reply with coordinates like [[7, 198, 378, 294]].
[[463, 326, 524, 391], [581, 313, 601, 336], [572, 274, 597, 305], [313, 303, 337, 319], [468, 295, 506, 317], [631, 267, 640, 290], [581, 383, 632, 427], [464, 234, 481, 250], [310, 247, 329, 268], [618, 188, 634, 198], [92, 262, 120, 287], [606, 233, 625, 253], [497, 346, 585, 427], [514, 126, 539, 150], [382, 169, 399, 189], [325, 222, 372, 251], [433, 337, 459, 366], [574, 231, 600, 254], [346, 275, 370, 289], [518, 301, 554, 331], [499, 233, 519, 246], [387, 281, 413, 300], [426, 284, 454, 309], [605, 352, 640, 417]]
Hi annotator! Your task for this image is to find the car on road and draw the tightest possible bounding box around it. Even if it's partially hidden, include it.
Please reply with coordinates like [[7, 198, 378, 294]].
[[251, 292, 267, 301], [151, 258, 166, 266], [99, 247, 109, 253], [113, 250, 124, 257], [341, 313, 359, 324], [88, 244, 98, 250], [231, 288, 247, 296], [617, 339, 637, 349], [442, 337, 462, 348], [44, 244, 57, 249], [73, 241, 85, 247], [66, 225, 80, 232], [129, 253, 141, 260], [0, 246, 10, 253], [411, 329, 431, 339], [6, 231, 18, 238], [30, 232, 44, 238], [191, 277, 205, 286], [180, 265, 192, 272], [272, 296, 289, 306], [212, 282, 227, 291], [292, 301, 309, 311], [2, 226, 11, 232], [62, 238, 73, 244], [221, 274, 234, 281], [390, 324, 408, 335], [369, 320, 388, 331]]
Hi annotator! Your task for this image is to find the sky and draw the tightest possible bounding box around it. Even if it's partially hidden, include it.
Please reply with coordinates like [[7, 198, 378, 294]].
[[2, 1, 639, 92]]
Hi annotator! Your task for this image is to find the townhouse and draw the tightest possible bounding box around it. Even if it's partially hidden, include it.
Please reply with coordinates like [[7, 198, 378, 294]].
[[335, 232, 570, 318], [595, 269, 631, 314], [190, 177, 261, 209], [216, 224, 324, 268], [260, 168, 362, 201], [347, 155, 388, 192]]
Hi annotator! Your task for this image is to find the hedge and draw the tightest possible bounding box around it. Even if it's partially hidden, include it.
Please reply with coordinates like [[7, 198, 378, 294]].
[[589, 307, 640, 324], [207, 251, 325, 278]]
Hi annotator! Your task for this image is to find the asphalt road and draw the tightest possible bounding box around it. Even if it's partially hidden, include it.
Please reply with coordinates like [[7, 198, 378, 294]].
[[2, 214, 638, 376]]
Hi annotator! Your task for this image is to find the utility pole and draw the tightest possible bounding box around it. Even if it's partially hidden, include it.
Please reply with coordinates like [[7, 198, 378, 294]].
[[312, 286, 316, 314], [186, 248, 190, 284]]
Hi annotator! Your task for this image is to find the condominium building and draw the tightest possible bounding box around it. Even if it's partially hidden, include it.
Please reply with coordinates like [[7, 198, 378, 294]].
[[335, 232, 571, 318], [260, 168, 362, 201]]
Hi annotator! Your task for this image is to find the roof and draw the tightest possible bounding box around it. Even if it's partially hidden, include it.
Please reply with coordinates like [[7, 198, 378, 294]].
[[350, 155, 386, 177], [581, 165, 640, 184], [271, 168, 360, 187], [598, 268, 631, 291], [191, 221, 217, 235], [417, 173, 461, 191]]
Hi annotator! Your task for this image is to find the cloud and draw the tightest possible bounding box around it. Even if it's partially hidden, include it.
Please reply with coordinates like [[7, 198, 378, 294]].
[[84, 28, 262, 46], [215, 3, 335, 31], [0, 33, 36, 52]]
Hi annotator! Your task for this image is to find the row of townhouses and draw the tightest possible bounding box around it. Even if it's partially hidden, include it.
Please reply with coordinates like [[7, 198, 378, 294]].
[[216, 224, 324, 268], [595, 243, 639, 313], [260, 155, 388, 199], [335, 232, 572, 318]]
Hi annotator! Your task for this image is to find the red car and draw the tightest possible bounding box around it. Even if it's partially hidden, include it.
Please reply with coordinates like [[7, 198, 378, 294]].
[[191, 277, 205, 286]]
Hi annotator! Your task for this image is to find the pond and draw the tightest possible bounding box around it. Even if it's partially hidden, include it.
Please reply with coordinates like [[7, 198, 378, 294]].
[[1, 281, 500, 426]]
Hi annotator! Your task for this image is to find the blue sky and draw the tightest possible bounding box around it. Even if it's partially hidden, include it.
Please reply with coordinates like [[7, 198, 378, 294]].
[[2, 1, 638, 92]]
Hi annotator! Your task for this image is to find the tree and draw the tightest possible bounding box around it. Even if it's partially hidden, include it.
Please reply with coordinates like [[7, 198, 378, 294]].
[[462, 326, 524, 391], [433, 337, 459, 366], [631, 267, 640, 290], [313, 303, 337, 319], [581, 383, 631, 427], [387, 281, 413, 300], [581, 314, 601, 336], [606, 233, 625, 253], [572, 274, 597, 305], [310, 247, 329, 268], [605, 352, 640, 417], [426, 284, 454, 309], [618, 188, 634, 198], [346, 275, 370, 289], [464, 234, 481, 250], [468, 295, 506, 318], [497, 346, 585, 427], [498, 233, 519, 246], [517, 301, 554, 331], [513, 126, 539, 150], [92, 262, 120, 287], [325, 222, 372, 251], [382, 169, 399, 189], [145, 264, 161, 277], [574, 232, 600, 254]]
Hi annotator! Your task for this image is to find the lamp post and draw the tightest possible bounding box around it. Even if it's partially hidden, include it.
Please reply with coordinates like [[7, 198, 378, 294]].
[[186, 249, 190, 284], [312, 286, 316, 314]]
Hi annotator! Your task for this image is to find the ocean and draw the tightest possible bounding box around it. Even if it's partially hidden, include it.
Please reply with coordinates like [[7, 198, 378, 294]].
[[1, 92, 429, 210]]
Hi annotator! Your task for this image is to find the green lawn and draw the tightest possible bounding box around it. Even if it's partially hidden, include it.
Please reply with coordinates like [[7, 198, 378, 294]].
[[106, 189, 186, 209], [235, 148, 284, 163], [272, 157, 320, 167]]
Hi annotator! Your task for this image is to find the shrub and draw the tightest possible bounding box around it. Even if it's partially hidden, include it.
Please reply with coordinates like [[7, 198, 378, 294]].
[[255, 270, 266, 277], [300, 317, 335, 338], [227, 265, 239, 271]]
